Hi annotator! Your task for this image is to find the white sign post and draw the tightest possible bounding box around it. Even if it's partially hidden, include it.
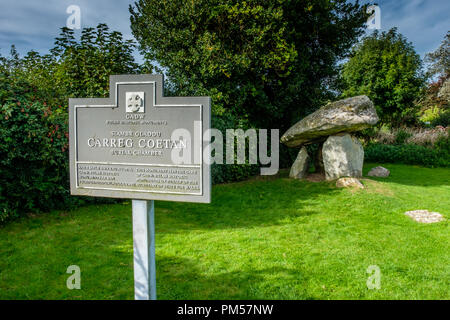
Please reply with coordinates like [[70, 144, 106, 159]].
[[132, 200, 156, 300], [69, 74, 211, 299]]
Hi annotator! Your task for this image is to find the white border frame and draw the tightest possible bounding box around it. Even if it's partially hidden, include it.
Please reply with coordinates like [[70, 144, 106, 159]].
[[73, 80, 204, 197]]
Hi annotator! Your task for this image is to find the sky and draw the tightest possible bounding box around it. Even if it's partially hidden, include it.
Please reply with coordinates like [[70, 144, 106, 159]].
[[0, 0, 449, 63]]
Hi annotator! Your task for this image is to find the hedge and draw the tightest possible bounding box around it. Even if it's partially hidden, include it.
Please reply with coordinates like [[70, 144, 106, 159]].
[[364, 138, 449, 167], [210, 114, 260, 184]]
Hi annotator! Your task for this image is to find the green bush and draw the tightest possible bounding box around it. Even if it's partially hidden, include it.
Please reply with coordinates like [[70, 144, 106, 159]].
[[211, 115, 259, 184], [0, 78, 119, 223], [431, 109, 450, 127], [394, 129, 412, 145], [365, 138, 449, 167], [0, 84, 69, 222], [434, 134, 450, 157], [340, 28, 426, 126]]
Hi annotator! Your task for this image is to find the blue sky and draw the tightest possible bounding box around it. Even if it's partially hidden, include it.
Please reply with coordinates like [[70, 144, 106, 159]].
[[0, 0, 448, 63]]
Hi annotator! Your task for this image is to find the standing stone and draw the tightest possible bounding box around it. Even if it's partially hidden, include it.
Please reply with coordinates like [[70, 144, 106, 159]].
[[367, 166, 390, 177], [289, 147, 310, 179], [322, 134, 364, 181]]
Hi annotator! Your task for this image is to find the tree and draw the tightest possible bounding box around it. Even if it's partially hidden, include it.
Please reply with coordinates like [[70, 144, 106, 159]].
[[0, 23, 135, 221], [51, 24, 139, 100], [1, 24, 139, 106], [340, 28, 426, 126], [425, 31, 449, 80], [129, 0, 368, 130], [418, 32, 450, 127]]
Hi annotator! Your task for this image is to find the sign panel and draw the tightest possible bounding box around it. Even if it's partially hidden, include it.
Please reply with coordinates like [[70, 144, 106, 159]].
[[69, 74, 211, 203]]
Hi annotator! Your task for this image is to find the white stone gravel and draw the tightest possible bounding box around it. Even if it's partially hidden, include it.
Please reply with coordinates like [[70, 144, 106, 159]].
[[404, 210, 444, 223]]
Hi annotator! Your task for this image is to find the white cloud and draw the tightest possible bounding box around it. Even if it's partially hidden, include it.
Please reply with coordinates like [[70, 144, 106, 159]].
[[363, 0, 450, 56], [0, 0, 137, 56]]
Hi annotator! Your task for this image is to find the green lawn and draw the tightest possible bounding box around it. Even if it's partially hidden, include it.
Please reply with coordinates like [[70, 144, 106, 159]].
[[0, 163, 449, 300]]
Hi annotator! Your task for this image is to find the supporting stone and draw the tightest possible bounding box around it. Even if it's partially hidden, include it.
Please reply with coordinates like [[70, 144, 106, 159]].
[[322, 133, 364, 181], [289, 147, 310, 179]]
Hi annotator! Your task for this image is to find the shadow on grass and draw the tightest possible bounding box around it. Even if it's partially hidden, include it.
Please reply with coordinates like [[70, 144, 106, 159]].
[[156, 255, 314, 300], [155, 176, 339, 234], [363, 163, 450, 187]]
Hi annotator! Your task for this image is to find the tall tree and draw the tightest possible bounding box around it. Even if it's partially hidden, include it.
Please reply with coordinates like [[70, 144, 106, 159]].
[[1, 24, 139, 105], [340, 28, 426, 126], [129, 0, 367, 130], [425, 31, 449, 80], [51, 24, 139, 99], [418, 31, 450, 127], [0, 23, 136, 220]]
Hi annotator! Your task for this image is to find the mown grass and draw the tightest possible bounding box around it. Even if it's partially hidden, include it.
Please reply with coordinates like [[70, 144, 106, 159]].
[[0, 163, 448, 300]]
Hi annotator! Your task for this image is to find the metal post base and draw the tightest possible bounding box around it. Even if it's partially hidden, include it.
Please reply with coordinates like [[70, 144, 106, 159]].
[[132, 200, 156, 300]]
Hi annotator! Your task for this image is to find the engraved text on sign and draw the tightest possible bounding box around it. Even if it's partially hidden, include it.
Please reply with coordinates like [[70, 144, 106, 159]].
[[69, 75, 211, 203]]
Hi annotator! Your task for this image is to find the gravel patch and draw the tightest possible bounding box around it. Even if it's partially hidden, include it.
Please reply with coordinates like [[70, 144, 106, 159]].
[[404, 210, 444, 223]]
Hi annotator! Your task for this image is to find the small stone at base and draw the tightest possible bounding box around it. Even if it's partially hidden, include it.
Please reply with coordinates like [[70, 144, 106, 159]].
[[368, 166, 390, 177], [336, 177, 364, 189]]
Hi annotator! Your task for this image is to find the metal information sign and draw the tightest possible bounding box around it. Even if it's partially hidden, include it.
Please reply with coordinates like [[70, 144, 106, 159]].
[[69, 74, 211, 300], [69, 74, 211, 203]]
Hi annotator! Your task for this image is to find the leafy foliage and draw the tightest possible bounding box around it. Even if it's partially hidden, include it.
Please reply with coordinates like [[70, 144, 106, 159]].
[[341, 28, 426, 126], [365, 138, 449, 168], [50, 24, 139, 99], [430, 109, 450, 127], [425, 31, 449, 79], [417, 32, 450, 127], [3, 24, 139, 106], [211, 114, 259, 184], [0, 75, 69, 222], [130, 0, 368, 131], [417, 76, 449, 127], [394, 129, 412, 145], [0, 24, 138, 222]]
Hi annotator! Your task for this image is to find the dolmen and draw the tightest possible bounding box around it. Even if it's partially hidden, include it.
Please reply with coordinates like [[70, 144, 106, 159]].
[[281, 95, 379, 181]]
